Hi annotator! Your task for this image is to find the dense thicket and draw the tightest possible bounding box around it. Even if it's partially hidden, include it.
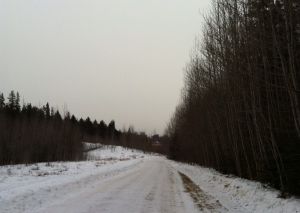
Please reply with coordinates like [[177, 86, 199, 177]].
[[118, 128, 169, 154], [167, 0, 300, 195], [0, 91, 122, 165]]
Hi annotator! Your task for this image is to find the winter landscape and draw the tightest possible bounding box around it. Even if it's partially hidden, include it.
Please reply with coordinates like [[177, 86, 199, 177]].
[[1, 0, 300, 212], [0, 143, 299, 213]]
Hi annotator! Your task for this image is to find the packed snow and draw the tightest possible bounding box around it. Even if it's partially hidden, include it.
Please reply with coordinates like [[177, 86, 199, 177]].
[[0, 144, 299, 213]]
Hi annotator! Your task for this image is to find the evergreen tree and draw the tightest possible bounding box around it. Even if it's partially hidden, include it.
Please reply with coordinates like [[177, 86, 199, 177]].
[[93, 120, 98, 126], [7, 90, 16, 111], [108, 120, 116, 139], [54, 110, 62, 121], [65, 111, 71, 120], [98, 120, 107, 138], [78, 118, 84, 130], [50, 107, 55, 117], [15, 92, 20, 112], [84, 117, 94, 135], [108, 120, 115, 130], [71, 115, 77, 124], [44, 103, 50, 119], [0, 93, 5, 109]]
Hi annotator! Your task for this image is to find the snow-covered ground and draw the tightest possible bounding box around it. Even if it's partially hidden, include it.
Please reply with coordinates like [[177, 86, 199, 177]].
[[171, 161, 300, 213], [83, 142, 103, 151], [86, 144, 146, 161], [0, 144, 299, 213]]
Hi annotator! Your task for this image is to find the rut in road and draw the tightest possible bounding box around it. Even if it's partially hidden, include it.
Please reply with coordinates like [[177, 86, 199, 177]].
[[179, 172, 227, 213]]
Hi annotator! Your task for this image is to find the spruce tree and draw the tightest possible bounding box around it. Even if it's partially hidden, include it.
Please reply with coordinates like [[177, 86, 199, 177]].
[[0, 93, 5, 109], [108, 120, 116, 139], [71, 115, 77, 124], [54, 110, 62, 121], [99, 120, 107, 138], [7, 90, 16, 111], [44, 103, 50, 119], [15, 92, 20, 112]]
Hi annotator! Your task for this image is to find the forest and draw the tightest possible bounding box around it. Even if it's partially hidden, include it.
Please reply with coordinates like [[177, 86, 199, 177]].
[[0, 91, 166, 165], [167, 0, 300, 196]]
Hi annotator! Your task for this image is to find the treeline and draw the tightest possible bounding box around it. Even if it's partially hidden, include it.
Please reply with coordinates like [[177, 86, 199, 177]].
[[0, 91, 83, 164], [79, 118, 121, 143], [167, 0, 300, 195], [119, 128, 169, 155], [0, 91, 166, 165]]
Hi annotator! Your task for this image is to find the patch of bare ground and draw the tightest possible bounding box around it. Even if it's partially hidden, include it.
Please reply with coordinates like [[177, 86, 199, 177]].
[[179, 172, 227, 213]]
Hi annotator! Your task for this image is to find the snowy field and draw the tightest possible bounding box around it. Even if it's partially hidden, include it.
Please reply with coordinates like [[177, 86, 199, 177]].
[[0, 144, 299, 213]]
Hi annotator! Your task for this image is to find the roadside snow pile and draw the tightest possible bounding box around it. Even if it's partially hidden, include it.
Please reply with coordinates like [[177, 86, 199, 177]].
[[86, 144, 146, 161], [171, 161, 300, 213]]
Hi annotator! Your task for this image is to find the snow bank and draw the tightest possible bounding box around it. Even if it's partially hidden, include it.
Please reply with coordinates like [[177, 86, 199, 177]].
[[171, 161, 300, 213], [86, 144, 146, 161]]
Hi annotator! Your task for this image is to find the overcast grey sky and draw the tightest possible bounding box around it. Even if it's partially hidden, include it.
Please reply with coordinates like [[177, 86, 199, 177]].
[[0, 0, 211, 134]]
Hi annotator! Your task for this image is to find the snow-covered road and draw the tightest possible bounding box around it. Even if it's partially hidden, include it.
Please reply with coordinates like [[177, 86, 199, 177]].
[[0, 146, 199, 213], [1, 145, 299, 213], [39, 158, 197, 213]]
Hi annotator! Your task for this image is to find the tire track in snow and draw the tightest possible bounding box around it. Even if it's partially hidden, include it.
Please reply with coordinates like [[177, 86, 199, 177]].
[[179, 171, 228, 213]]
